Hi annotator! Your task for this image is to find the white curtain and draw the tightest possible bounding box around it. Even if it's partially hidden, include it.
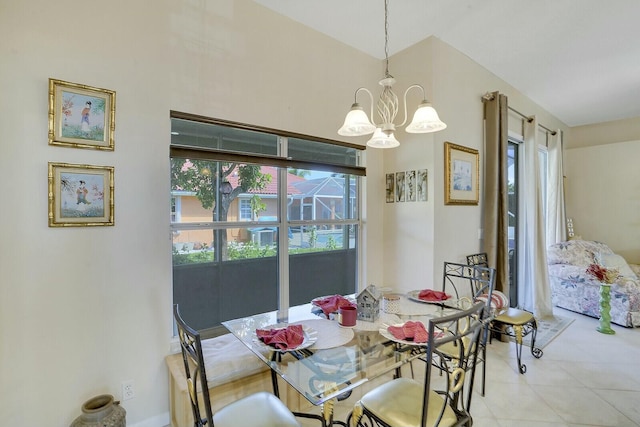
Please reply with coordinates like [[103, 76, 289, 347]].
[[546, 131, 566, 244], [520, 117, 554, 318]]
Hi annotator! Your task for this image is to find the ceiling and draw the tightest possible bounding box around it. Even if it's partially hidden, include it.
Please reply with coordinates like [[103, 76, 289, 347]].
[[252, 0, 640, 127]]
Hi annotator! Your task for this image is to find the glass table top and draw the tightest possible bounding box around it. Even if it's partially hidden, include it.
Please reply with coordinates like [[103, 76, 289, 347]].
[[222, 294, 471, 406]]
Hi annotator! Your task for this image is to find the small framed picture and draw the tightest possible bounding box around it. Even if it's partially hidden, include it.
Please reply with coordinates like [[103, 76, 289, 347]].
[[395, 171, 405, 202], [48, 162, 114, 227], [445, 142, 479, 205], [406, 170, 416, 202], [417, 169, 428, 201], [48, 78, 116, 150], [385, 173, 395, 203]]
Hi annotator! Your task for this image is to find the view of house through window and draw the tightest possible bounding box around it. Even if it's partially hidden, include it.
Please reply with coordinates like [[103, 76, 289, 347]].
[[170, 115, 364, 336]]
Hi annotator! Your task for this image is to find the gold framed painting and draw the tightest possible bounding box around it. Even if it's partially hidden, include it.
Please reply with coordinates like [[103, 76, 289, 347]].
[[444, 142, 479, 205], [48, 162, 114, 227], [48, 78, 115, 150]]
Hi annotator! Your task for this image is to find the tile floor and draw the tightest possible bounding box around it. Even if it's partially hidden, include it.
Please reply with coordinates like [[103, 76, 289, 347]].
[[298, 307, 640, 427]]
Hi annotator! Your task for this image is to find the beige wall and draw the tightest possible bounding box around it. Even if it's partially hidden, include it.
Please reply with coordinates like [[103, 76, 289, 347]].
[[0, 0, 582, 426], [567, 116, 640, 149], [0, 1, 381, 426], [565, 118, 640, 262], [382, 37, 569, 291]]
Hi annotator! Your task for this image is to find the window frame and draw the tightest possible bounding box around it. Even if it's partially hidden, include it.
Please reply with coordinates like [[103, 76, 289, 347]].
[[170, 112, 365, 334]]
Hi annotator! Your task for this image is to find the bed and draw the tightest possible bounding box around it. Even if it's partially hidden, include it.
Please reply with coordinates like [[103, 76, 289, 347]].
[[547, 239, 640, 327]]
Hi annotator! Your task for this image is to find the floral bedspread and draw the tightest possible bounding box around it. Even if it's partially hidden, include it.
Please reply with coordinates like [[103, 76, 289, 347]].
[[547, 240, 640, 327]]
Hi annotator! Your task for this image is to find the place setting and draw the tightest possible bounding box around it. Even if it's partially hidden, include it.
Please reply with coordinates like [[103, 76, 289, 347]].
[[379, 320, 444, 346], [306, 294, 360, 349], [253, 323, 318, 353]]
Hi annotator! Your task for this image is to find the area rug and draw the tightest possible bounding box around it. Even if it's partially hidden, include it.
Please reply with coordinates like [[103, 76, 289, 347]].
[[508, 315, 574, 349]]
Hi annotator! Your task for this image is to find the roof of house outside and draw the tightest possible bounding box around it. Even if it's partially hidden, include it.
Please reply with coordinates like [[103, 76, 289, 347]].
[[292, 176, 356, 198], [227, 166, 305, 195]]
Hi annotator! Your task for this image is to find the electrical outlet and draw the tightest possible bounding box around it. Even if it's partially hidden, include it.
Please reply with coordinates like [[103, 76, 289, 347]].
[[122, 380, 135, 401]]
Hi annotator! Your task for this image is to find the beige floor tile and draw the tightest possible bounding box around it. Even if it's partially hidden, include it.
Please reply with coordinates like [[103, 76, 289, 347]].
[[531, 384, 638, 427], [593, 389, 640, 425], [496, 420, 571, 427], [273, 307, 640, 427], [481, 380, 564, 423]]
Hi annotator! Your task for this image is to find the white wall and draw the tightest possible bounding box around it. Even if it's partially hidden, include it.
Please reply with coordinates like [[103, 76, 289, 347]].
[[565, 140, 640, 262], [567, 116, 640, 149], [565, 118, 640, 262], [0, 1, 383, 425], [382, 36, 568, 290], [0, 0, 573, 425]]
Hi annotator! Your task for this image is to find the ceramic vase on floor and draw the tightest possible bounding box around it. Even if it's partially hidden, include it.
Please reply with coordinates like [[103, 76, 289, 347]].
[[70, 394, 126, 427], [596, 283, 615, 335]]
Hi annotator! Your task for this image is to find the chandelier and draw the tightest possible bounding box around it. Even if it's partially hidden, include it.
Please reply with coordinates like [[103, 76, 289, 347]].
[[338, 0, 446, 148]]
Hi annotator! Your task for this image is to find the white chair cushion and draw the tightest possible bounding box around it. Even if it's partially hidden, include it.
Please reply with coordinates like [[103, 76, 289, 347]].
[[213, 391, 300, 427], [202, 334, 268, 388], [359, 377, 457, 427]]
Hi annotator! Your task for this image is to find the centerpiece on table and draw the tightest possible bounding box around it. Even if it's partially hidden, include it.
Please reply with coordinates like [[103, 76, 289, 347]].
[[586, 262, 619, 335]]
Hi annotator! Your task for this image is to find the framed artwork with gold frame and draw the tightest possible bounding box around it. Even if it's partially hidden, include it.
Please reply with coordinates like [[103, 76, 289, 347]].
[[48, 78, 115, 150], [48, 162, 114, 227], [444, 142, 479, 205]]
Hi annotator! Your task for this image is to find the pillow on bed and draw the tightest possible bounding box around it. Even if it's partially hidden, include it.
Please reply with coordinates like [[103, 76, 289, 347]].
[[598, 253, 637, 279], [547, 240, 613, 266]]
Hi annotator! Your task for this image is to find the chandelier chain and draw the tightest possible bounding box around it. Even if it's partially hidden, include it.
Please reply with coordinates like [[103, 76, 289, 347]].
[[337, 0, 446, 146], [384, 0, 390, 78]]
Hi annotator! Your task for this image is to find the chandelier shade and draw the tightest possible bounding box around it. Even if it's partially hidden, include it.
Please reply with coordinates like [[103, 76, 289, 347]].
[[337, 103, 376, 136], [405, 101, 447, 133], [337, 0, 446, 148], [367, 128, 400, 148]]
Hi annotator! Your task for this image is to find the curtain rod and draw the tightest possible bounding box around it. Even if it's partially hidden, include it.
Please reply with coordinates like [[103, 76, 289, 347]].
[[508, 106, 557, 135], [482, 92, 557, 135]]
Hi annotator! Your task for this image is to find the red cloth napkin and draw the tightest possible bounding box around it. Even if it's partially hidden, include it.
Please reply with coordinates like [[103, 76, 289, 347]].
[[418, 289, 450, 302], [387, 321, 429, 343], [312, 295, 356, 316], [256, 324, 305, 350]]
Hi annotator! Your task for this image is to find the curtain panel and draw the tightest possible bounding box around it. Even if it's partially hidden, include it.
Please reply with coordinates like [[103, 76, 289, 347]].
[[482, 92, 510, 295], [547, 132, 566, 244], [522, 118, 554, 318]]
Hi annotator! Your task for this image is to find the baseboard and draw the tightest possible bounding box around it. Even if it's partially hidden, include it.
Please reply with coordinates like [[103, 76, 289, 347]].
[[128, 411, 170, 427]]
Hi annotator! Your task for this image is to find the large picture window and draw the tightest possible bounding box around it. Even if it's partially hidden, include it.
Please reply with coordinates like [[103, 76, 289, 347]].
[[170, 112, 365, 336]]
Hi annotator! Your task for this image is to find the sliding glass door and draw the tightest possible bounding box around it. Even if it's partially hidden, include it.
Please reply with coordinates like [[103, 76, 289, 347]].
[[507, 141, 519, 305]]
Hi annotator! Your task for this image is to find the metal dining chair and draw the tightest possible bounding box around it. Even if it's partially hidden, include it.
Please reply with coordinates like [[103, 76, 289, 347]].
[[466, 252, 543, 374], [173, 304, 301, 427], [347, 302, 486, 427], [439, 262, 496, 397]]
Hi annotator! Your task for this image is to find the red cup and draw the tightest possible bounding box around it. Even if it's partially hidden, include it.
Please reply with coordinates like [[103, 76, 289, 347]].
[[338, 306, 357, 327]]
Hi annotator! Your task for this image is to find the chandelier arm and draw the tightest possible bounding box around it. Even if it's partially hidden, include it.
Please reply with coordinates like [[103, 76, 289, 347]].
[[354, 87, 376, 126], [398, 84, 427, 128]]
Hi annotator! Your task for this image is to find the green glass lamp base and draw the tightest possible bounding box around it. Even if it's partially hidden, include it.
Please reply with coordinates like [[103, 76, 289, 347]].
[[596, 326, 616, 334], [597, 284, 616, 335]]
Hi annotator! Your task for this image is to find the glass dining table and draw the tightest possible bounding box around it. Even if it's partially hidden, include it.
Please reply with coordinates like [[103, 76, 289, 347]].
[[221, 293, 471, 426]]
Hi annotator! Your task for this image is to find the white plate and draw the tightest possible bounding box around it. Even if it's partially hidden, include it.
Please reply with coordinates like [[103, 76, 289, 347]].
[[253, 324, 318, 352], [407, 289, 451, 304], [379, 322, 439, 346]]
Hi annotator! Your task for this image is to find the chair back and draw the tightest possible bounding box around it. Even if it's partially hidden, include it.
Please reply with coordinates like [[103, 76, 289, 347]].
[[443, 262, 496, 313], [466, 252, 489, 268], [174, 304, 214, 427], [422, 301, 486, 427]]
